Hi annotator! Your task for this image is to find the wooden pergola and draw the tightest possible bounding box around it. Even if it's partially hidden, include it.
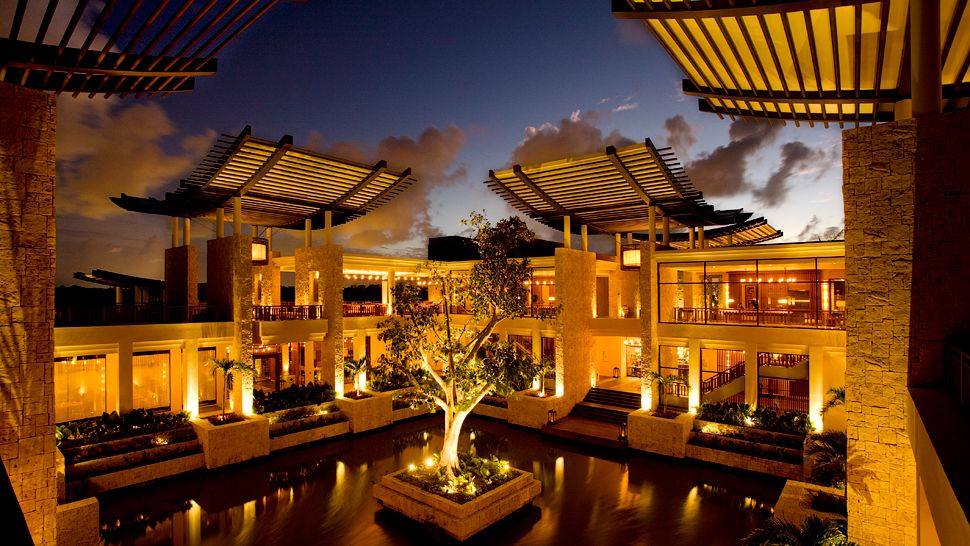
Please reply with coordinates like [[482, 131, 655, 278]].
[[112, 126, 416, 230], [665, 217, 782, 248], [1, 0, 286, 96], [613, 0, 970, 126], [486, 139, 755, 243]]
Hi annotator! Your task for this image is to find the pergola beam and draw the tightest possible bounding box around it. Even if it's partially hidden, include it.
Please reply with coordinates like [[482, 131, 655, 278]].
[[512, 165, 567, 213], [332, 160, 389, 207], [612, 0, 865, 20], [236, 134, 293, 196]]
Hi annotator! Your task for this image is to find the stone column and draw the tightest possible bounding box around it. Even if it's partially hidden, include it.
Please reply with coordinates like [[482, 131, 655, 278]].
[[744, 342, 758, 408], [206, 235, 254, 415], [808, 345, 825, 431], [295, 245, 343, 395], [638, 242, 659, 409], [554, 247, 594, 404], [164, 245, 198, 306], [687, 338, 701, 411], [252, 264, 281, 306], [0, 82, 57, 544], [183, 339, 200, 417]]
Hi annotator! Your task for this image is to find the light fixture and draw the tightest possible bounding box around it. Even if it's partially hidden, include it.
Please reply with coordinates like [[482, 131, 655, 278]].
[[251, 237, 269, 264]]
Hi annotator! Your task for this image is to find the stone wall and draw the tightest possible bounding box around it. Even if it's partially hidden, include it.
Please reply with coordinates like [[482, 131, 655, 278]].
[[253, 264, 281, 306], [295, 245, 344, 393], [164, 245, 198, 306], [207, 236, 254, 413], [638, 242, 658, 409], [843, 120, 918, 545], [0, 82, 57, 544], [554, 248, 594, 406], [607, 270, 638, 318]]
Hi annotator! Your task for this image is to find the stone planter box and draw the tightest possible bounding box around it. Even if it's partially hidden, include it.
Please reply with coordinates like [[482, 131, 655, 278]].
[[56, 496, 101, 546], [393, 405, 436, 422], [66, 438, 201, 479], [373, 468, 542, 541], [270, 420, 349, 452], [192, 415, 270, 469], [472, 403, 508, 421], [70, 452, 205, 497], [686, 442, 804, 480], [507, 391, 567, 429], [693, 418, 806, 449], [628, 410, 694, 458], [774, 480, 847, 525], [335, 391, 394, 433]]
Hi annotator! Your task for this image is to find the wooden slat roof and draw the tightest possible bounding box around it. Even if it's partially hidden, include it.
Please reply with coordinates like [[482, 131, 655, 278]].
[[613, 0, 970, 126], [111, 126, 417, 229], [666, 217, 783, 249], [1, 0, 286, 96], [486, 139, 755, 233]]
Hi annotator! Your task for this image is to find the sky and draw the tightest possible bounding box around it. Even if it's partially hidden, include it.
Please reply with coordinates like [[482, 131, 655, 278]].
[[50, 0, 846, 286]]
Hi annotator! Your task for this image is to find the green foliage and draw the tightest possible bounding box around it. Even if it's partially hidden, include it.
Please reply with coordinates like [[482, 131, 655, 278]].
[[253, 382, 335, 414], [742, 515, 855, 545], [700, 401, 753, 426], [645, 371, 689, 415], [377, 214, 551, 416], [208, 358, 257, 417], [56, 409, 190, 449], [343, 356, 369, 396], [368, 361, 429, 392], [397, 453, 517, 504], [822, 387, 845, 414], [807, 431, 848, 488], [752, 407, 815, 435]]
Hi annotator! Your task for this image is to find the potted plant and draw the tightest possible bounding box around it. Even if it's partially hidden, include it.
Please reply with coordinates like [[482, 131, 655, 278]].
[[208, 358, 256, 423], [644, 370, 688, 417], [344, 356, 369, 398]]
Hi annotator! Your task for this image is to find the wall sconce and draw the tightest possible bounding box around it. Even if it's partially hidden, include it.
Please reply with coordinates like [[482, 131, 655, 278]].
[[251, 237, 269, 265], [548, 409, 558, 424], [618, 423, 628, 442], [612, 367, 620, 379]]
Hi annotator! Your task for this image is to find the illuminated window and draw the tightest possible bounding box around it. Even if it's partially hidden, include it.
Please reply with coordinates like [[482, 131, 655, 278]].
[[133, 351, 171, 410], [198, 347, 217, 404], [700, 348, 746, 406], [54, 355, 106, 423]]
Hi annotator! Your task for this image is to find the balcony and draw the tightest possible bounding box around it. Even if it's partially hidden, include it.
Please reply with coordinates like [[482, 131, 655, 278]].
[[255, 304, 324, 321], [668, 307, 845, 330], [343, 302, 387, 317], [55, 303, 229, 327]]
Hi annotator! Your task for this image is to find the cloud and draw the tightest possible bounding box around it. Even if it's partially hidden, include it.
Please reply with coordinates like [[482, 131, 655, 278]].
[[796, 215, 844, 241], [685, 120, 780, 197], [615, 20, 651, 44], [510, 110, 633, 166], [752, 141, 827, 207], [307, 126, 467, 255], [56, 97, 214, 219], [612, 102, 639, 113], [663, 115, 697, 159]]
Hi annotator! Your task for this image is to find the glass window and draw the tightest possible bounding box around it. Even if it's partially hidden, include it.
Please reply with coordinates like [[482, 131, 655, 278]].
[[700, 348, 746, 406], [624, 338, 642, 377], [658, 346, 689, 406], [198, 347, 217, 404], [54, 355, 107, 423], [758, 352, 809, 414], [132, 351, 171, 410]]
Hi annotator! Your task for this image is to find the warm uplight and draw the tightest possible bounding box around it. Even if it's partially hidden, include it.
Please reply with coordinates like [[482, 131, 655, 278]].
[[152, 436, 168, 446], [744, 416, 754, 426], [537, 390, 546, 398], [424, 457, 435, 468], [407, 463, 416, 472]]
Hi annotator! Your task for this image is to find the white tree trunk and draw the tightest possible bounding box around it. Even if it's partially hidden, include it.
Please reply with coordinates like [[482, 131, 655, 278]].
[[439, 409, 470, 478]]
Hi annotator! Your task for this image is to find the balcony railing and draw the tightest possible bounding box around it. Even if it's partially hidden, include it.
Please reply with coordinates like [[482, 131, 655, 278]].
[[255, 304, 324, 321], [701, 362, 745, 393], [343, 302, 387, 317], [671, 307, 845, 330], [55, 303, 229, 327]]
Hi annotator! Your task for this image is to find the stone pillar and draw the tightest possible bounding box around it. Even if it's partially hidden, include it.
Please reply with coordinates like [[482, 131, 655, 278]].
[[554, 247, 594, 405], [252, 264, 281, 306], [295, 245, 343, 395], [0, 82, 57, 544], [687, 338, 701, 411], [164, 245, 198, 306], [662, 217, 670, 244], [808, 345, 825, 431], [743, 342, 758, 408], [183, 339, 200, 418], [638, 242, 659, 409], [207, 235, 254, 415], [215, 207, 224, 238], [608, 270, 639, 319]]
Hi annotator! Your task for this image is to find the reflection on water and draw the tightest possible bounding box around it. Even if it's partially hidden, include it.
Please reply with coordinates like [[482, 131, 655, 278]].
[[99, 417, 782, 545]]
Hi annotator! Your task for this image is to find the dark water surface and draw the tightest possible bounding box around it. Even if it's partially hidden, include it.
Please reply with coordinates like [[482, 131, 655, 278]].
[[98, 416, 783, 546]]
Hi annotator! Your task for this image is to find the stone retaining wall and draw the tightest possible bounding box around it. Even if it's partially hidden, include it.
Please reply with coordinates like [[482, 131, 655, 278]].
[[628, 411, 694, 458], [686, 443, 803, 480], [269, 421, 349, 452]]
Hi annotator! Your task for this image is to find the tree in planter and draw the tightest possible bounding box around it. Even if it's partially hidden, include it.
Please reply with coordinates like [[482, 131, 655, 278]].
[[344, 356, 369, 397], [822, 386, 845, 414], [644, 370, 689, 416], [209, 358, 256, 419], [807, 431, 848, 488], [378, 213, 545, 478], [742, 515, 854, 545]]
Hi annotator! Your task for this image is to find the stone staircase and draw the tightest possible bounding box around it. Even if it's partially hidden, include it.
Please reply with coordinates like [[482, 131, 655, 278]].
[[568, 387, 640, 425]]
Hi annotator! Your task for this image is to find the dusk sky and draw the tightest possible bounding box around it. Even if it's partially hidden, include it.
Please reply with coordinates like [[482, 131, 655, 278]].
[[54, 0, 846, 286]]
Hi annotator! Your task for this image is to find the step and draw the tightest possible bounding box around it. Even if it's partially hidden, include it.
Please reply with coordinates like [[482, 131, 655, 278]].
[[569, 402, 633, 425], [583, 388, 640, 409]]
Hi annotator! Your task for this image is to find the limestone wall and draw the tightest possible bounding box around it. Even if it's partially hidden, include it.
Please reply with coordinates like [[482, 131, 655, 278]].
[[843, 120, 917, 545], [0, 81, 57, 544], [554, 248, 595, 406], [608, 270, 639, 318], [252, 264, 281, 306], [295, 245, 344, 393], [164, 245, 198, 306], [639, 243, 659, 408], [207, 236, 254, 413]]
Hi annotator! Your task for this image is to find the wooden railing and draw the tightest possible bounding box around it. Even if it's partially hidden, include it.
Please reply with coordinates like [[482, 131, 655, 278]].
[[342, 302, 387, 317], [55, 303, 229, 327], [672, 307, 845, 330], [255, 304, 324, 321], [660, 367, 690, 397], [701, 362, 745, 393]]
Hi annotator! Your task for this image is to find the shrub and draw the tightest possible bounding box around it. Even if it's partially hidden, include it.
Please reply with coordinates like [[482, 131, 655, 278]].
[[699, 401, 752, 426], [807, 431, 847, 488], [742, 515, 854, 545], [367, 364, 429, 392], [56, 409, 191, 449], [397, 453, 518, 504], [253, 382, 335, 414], [752, 408, 814, 435]]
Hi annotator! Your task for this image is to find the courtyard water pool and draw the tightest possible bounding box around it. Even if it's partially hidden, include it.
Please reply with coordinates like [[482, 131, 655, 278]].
[[98, 416, 783, 545]]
